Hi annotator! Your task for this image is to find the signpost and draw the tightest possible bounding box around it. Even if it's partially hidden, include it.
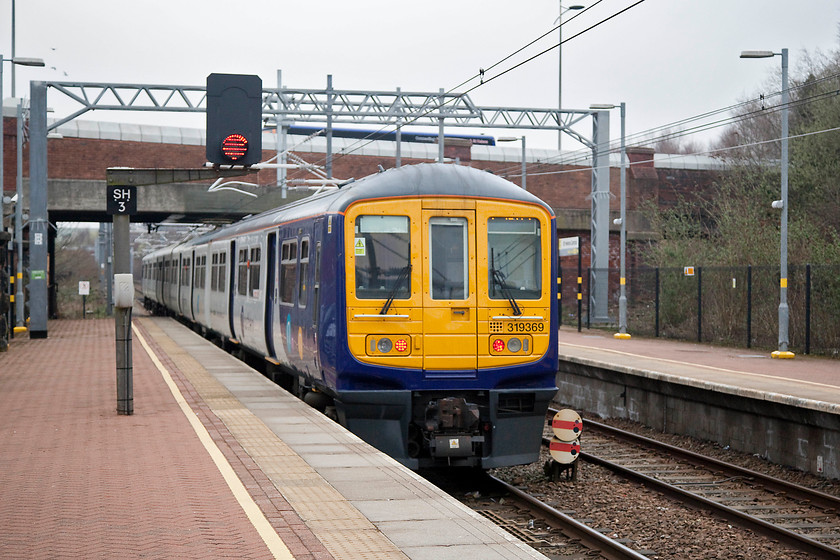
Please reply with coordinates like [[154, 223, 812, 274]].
[[79, 281, 90, 318], [107, 184, 136, 415], [560, 237, 583, 332]]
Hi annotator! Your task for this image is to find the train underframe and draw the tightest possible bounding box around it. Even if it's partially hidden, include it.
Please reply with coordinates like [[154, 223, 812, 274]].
[[334, 387, 556, 469]]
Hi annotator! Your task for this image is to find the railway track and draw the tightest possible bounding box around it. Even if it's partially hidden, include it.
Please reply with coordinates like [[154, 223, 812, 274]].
[[484, 473, 652, 559], [578, 417, 840, 559], [426, 468, 654, 559]]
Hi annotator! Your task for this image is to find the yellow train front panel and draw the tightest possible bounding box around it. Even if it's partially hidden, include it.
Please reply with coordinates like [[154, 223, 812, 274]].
[[345, 196, 553, 371]]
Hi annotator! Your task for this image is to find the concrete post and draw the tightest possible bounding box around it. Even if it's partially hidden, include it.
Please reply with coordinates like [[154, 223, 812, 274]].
[[114, 214, 133, 415]]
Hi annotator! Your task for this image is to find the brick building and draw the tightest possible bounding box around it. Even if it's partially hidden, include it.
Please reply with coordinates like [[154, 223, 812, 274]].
[[2, 110, 723, 275]]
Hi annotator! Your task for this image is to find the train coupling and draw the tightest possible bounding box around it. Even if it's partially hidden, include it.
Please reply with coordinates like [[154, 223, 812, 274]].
[[424, 397, 484, 458]]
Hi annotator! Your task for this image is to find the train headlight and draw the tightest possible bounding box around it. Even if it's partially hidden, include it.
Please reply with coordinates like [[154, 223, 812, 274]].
[[489, 335, 532, 355], [365, 335, 411, 356]]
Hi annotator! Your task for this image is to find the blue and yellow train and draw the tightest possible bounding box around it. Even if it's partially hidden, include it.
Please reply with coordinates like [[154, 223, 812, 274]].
[[142, 163, 558, 469]]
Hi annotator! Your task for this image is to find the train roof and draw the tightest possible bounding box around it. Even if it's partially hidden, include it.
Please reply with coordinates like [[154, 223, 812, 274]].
[[174, 163, 554, 247]]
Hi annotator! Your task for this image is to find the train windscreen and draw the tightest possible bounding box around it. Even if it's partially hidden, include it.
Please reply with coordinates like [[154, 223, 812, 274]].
[[487, 217, 542, 300], [354, 215, 411, 299]]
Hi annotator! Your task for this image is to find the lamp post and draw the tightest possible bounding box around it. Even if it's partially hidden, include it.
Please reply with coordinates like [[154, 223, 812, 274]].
[[498, 136, 527, 190], [15, 100, 25, 329], [557, 3, 585, 152], [740, 48, 793, 359], [1, 55, 45, 335], [591, 103, 629, 338]]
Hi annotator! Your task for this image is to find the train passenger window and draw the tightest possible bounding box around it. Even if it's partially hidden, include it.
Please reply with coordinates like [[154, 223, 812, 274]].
[[280, 240, 297, 304], [237, 249, 248, 296], [487, 217, 542, 300], [430, 217, 467, 300], [298, 238, 309, 308], [354, 215, 410, 299], [249, 247, 261, 297]]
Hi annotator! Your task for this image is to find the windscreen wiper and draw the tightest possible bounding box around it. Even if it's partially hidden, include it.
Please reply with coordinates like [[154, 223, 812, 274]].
[[380, 265, 411, 315], [491, 252, 522, 316]]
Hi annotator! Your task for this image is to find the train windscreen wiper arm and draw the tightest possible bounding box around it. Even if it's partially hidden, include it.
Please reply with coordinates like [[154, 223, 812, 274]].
[[380, 265, 411, 315], [490, 263, 522, 316]]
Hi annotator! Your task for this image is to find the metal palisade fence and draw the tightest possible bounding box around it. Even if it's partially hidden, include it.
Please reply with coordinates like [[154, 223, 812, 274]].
[[558, 264, 840, 358]]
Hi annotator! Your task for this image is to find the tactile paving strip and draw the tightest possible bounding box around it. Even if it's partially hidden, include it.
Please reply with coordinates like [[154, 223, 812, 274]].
[[140, 318, 408, 560]]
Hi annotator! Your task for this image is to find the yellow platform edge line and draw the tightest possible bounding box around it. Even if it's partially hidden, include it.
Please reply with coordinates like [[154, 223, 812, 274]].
[[133, 323, 295, 560]]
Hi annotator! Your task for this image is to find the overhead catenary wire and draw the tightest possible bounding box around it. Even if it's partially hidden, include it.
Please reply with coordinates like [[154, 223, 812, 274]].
[[279, 0, 647, 175], [490, 70, 840, 178], [278, 0, 835, 189]]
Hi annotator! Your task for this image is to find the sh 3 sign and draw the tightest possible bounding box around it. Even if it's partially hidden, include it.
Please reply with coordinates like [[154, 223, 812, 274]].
[[107, 185, 137, 215]]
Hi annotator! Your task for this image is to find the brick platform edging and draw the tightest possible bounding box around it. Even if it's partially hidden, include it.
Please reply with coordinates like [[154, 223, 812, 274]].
[[133, 318, 335, 560]]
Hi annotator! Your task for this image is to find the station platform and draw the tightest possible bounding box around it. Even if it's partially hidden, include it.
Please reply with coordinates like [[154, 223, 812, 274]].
[[557, 326, 840, 409], [555, 326, 840, 479], [0, 317, 546, 560]]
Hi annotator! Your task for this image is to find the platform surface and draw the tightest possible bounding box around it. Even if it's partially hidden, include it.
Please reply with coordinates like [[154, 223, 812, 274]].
[[0, 317, 546, 560], [557, 326, 840, 412]]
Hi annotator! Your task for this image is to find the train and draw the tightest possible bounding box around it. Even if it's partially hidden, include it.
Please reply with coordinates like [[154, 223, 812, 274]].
[[142, 162, 559, 469]]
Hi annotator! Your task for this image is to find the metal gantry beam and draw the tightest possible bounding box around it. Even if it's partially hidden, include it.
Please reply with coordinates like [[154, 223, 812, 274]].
[[26, 78, 611, 338], [43, 80, 598, 147]]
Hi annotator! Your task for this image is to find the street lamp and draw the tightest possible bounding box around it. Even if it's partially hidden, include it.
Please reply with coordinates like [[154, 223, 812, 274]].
[[740, 48, 794, 359], [590, 102, 629, 339], [1, 54, 45, 336], [498, 136, 527, 191], [557, 3, 585, 152]]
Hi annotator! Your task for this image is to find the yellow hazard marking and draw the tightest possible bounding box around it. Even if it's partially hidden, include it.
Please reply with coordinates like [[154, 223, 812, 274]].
[[780, 278, 788, 288], [133, 325, 294, 560]]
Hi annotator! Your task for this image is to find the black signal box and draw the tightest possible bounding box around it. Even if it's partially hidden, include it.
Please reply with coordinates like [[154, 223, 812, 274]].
[[206, 73, 263, 165]]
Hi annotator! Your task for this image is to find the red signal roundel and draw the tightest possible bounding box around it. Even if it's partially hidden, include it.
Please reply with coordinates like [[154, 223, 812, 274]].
[[221, 133, 248, 161]]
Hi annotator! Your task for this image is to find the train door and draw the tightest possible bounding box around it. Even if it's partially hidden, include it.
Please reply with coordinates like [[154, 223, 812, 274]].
[[421, 209, 477, 371], [189, 249, 196, 321], [312, 237, 322, 375], [265, 232, 277, 357], [227, 240, 237, 340]]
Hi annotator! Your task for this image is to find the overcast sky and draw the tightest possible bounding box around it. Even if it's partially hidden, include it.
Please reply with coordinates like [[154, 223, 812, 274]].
[[3, 0, 839, 153]]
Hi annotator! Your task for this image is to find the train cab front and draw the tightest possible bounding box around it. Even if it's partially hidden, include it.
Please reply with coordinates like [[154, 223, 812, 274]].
[[338, 194, 557, 469]]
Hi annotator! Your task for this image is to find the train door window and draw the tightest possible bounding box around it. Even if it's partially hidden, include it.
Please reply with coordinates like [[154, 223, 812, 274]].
[[237, 249, 248, 296], [279, 239, 297, 305], [430, 217, 467, 300], [193, 256, 201, 289], [218, 252, 227, 292], [354, 215, 410, 299], [249, 247, 261, 298], [487, 217, 542, 300], [199, 256, 207, 289], [210, 253, 219, 291], [298, 238, 309, 308], [181, 258, 191, 286]]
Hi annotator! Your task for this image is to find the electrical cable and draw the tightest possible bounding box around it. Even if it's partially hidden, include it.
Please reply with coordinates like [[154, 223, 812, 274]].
[[278, 0, 647, 176]]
